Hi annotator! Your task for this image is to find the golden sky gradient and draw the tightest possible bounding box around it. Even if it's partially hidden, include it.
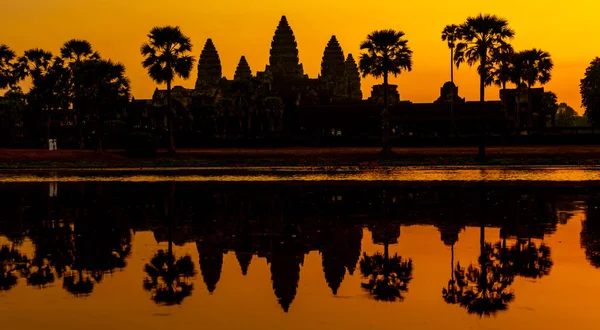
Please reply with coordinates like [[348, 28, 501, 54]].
[[2, 1, 599, 112]]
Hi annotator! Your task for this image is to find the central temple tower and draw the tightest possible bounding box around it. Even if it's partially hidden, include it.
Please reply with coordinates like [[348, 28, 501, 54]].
[[268, 16, 304, 79]]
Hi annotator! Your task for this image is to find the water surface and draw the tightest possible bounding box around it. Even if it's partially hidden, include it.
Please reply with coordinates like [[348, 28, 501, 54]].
[[0, 181, 599, 329]]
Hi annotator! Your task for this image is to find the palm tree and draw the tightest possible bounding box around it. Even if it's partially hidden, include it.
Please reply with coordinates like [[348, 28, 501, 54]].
[[0, 44, 17, 89], [359, 30, 413, 155], [489, 44, 515, 130], [141, 26, 195, 153], [490, 44, 516, 91], [60, 39, 99, 64], [454, 14, 515, 158], [60, 39, 100, 137], [18, 49, 68, 145], [442, 25, 460, 84], [514, 49, 553, 128], [78, 59, 131, 152], [442, 24, 460, 134]]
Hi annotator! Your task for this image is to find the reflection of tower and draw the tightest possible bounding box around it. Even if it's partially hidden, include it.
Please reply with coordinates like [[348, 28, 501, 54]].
[[235, 251, 253, 276], [344, 225, 363, 275], [320, 236, 346, 295], [197, 239, 224, 293], [319, 224, 364, 294], [269, 239, 304, 312]]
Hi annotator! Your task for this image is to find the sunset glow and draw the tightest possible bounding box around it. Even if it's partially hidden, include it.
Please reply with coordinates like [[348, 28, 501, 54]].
[[2, 0, 598, 111]]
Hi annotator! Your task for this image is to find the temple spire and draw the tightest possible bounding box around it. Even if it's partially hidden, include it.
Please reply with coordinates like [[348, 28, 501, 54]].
[[269, 15, 303, 79], [321, 35, 346, 94], [234, 56, 252, 81], [195, 38, 222, 89], [344, 53, 363, 100]]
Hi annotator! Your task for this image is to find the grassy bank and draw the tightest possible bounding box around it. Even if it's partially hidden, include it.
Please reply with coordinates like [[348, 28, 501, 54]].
[[1, 146, 600, 169]]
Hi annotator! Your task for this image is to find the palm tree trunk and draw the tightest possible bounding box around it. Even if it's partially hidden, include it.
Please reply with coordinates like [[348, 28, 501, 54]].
[[168, 183, 175, 257], [527, 85, 533, 131], [167, 80, 176, 153], [450, 48, 455, 136], [46, 111, 51, 149], [96, 105, 103, 153], [381, 71, 391, 155], [450, 48, 454, 84], [478, 48, 487, 159], [451, 244, 455, 282]]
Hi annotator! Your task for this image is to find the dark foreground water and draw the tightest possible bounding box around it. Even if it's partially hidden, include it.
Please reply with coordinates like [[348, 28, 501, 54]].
[[1, 180, 600, 329]]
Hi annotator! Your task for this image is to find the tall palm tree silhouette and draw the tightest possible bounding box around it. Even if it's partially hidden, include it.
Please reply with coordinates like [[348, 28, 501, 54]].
[[0, 44, 18, 89], [60, 39, 100, 147], [17, 49, 70, 145], [454, 14, 515, 158], [359, 30, 412, 155], [60, 39, 99, 64], [442, 24, 459, 134], [514, 49, 553, 128], [489, 44, 515, 129], [77, 59, 130, 152], [141, 26, 195, 153]]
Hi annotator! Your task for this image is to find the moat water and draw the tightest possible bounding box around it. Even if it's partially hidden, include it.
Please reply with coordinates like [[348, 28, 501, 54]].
[[1, 176, 600, 329]]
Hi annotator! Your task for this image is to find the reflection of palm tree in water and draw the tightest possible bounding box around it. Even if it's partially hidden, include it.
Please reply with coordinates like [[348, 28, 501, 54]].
[[361, 193, 413, 302], [508, 239, 552, 279], [143, 183, 196, 305], [64, 183, 132, 296], [0, 244, 27, 291], [451, 242, 515, 317], [444, 189, 515, 317], [440, 220, 463, 304], [143, 249, 195, 305]]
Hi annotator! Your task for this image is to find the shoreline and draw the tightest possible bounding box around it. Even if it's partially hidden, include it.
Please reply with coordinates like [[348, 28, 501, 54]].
[[3, 146, 600, 169]]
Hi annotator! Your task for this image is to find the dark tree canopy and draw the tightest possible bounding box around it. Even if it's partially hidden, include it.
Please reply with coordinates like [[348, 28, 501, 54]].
[[359, 29, 413, 79], [580, 57, 600, 125], [555, 102, 589, 127]]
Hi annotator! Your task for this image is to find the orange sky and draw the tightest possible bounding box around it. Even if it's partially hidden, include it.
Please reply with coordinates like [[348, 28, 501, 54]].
[[2, 1, 599, 112]]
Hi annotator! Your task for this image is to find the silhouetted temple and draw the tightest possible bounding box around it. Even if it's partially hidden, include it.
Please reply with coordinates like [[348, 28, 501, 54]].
[[140, 15, 552, 144]]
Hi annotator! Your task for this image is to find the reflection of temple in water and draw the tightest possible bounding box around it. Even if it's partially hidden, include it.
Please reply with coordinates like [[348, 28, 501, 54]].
[[0, 182, 590, 311]]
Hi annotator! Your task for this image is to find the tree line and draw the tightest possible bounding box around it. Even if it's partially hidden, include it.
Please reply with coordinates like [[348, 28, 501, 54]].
[[1, 14, 600, 155], [0, 41, 130, 151]]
